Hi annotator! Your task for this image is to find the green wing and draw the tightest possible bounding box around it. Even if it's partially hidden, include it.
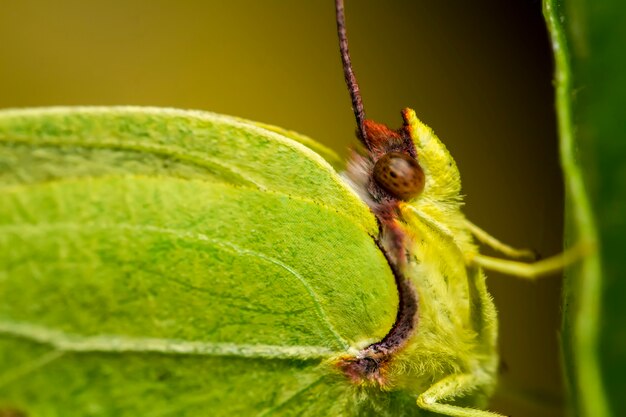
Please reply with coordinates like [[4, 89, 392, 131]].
[[0, 107, 408, 416]]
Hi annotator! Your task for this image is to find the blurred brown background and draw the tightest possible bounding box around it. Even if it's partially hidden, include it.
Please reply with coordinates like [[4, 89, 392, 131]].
[[0, 1, 563, 416]]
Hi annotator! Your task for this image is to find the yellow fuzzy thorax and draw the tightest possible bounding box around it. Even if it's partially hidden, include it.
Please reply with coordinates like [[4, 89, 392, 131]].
[[382, 109, 498, 400]]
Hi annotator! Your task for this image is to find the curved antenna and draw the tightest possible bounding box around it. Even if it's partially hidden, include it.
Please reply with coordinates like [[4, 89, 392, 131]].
[[335, 0, 368, 146]]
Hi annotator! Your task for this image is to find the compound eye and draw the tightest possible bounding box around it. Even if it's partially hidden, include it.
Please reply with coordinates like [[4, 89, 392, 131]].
[[373, 152, 425, 200]]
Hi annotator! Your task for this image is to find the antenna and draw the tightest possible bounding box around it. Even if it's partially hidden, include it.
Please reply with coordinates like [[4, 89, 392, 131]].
[[335, 0, 368, 146]]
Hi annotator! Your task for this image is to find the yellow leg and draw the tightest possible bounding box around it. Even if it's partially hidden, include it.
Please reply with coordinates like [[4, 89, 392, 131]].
[[464, 219, 536, 261], [468, 243, 591, 280], [416, 373, 506, 417]]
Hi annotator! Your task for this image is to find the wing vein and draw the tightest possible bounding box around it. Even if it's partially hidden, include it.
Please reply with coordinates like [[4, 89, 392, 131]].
[[0, 321, 334, 360], [1, 222, 350, 350]]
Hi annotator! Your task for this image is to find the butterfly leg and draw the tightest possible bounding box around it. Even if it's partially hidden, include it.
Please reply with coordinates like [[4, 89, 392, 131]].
[[468, 242, 590, 280], [416, 373, 506, 417], [464, 219, 536, 260]]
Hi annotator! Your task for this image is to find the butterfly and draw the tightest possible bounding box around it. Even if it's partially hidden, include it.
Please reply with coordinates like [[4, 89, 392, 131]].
[[0, 2, 580, 416]]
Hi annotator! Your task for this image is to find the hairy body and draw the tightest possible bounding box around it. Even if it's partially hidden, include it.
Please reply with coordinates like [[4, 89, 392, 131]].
[[338, 108, 499, 415]]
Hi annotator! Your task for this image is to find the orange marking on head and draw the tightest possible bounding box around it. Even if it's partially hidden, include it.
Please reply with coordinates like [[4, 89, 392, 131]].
[[401, 108, 418, 139], [362, 119, 402, 150]]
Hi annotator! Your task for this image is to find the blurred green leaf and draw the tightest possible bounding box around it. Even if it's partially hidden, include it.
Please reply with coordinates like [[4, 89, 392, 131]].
[[0, 107, 408, 416], [544, 1, 626, 416]]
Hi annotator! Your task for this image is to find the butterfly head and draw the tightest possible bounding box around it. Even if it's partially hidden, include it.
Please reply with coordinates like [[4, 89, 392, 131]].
[[346, 108, 461, 210]]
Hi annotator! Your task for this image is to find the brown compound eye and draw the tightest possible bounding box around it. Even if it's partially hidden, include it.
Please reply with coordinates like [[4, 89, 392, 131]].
[[373, 152, 425, 200]]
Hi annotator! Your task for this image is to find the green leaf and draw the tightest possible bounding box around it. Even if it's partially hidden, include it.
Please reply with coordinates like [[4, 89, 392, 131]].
[[544, 1, 626, 416], [0, 107, 407, 416]]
